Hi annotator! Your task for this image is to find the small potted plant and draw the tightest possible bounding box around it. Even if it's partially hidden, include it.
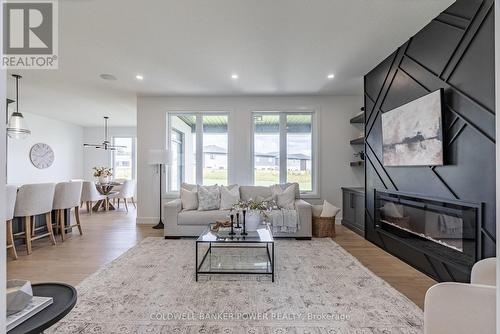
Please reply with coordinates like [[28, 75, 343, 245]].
[[231, 199, 275, 231], [93, 166, 113, 184]]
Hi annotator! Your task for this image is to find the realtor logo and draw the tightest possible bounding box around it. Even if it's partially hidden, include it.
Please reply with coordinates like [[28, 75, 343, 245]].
[[2, 0, 58, 69]]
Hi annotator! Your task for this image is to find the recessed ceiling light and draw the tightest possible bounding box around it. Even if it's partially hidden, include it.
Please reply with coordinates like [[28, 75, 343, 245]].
[[327, 73, 335, 79], [99, 73, 117, 81], [231, 74, 239, 80], [135, 74, 144, 81]]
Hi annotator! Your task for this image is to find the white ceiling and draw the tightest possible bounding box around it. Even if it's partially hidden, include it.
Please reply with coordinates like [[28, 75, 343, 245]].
[[7, 0, 454, 127]]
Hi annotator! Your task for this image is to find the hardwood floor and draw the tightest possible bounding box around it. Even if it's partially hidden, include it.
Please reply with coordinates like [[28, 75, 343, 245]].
[[333, 226, 436, 309], [7, 209, 435, 309], [7, 206, 162, 285]]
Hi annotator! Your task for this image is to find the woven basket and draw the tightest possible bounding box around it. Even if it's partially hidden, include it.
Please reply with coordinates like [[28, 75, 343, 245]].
[[312, 216, 336, 238]]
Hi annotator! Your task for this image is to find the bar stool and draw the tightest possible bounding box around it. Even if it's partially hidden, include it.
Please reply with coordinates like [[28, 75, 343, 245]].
[[6, 185, 18, 259], [80, 181, 105, 214], [70, 179, 85, 207], [53, 181, 83, 241], [14, 183, 56, 255]]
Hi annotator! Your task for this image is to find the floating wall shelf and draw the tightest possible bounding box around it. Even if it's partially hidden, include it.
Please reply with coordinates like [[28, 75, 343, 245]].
[[350, 137, 364, 145], [350, 161, 364, 167], [349, 113, 364, 124]]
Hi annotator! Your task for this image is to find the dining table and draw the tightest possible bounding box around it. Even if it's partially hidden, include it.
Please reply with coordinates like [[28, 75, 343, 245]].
[[92, 181, 123, 212]]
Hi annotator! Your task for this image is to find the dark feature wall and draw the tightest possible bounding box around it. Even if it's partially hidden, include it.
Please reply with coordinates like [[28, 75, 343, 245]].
[[364, 0, 495, 282]]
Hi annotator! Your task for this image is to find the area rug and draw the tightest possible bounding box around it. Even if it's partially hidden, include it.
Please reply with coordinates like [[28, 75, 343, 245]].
[[48, 238, 423, 333]]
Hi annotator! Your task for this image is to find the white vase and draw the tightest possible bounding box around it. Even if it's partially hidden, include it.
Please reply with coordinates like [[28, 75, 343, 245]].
[[245, 211, 262, 232], [98, 176, 109, 184]]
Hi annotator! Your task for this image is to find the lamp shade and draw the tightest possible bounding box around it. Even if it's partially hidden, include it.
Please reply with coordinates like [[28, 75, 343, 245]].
[[7, 112, 31, 139], [148, 149, 170, 165]]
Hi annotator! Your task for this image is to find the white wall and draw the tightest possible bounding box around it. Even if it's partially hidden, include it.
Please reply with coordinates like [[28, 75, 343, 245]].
[[7, 112, 84, 185], [137, 95, 364, 224], [82, 126, 136, 180]]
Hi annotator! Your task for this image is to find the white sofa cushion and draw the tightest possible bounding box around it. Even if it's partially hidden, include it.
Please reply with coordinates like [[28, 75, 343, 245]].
[[220, 184, 240, 210], [240, 186, 273, 202], [197, 185, 220, 211], [178, 210, 230, 225], [181, 183, 197, 191], [273, 184, 296, 209], [180, 187, 198, 211], [273, 182, 300, 199], [256, 194, 274, 202]]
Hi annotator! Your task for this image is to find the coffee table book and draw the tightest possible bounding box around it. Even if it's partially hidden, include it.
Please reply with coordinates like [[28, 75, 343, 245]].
[[7, 296, 53, 331]]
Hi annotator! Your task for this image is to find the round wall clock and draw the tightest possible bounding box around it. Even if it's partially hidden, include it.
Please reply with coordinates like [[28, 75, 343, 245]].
[[30, 143, 55, 169]]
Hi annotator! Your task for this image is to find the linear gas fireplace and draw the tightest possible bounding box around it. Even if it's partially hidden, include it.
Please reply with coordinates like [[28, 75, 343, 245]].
[[375, 190, 481, 268]]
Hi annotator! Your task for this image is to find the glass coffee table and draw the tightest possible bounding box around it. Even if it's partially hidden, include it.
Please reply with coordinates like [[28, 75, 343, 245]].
[[195, 224, 275, 282]]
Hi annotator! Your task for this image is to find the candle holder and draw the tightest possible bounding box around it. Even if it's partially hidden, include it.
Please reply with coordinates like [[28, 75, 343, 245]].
[[229, 214, 235, 236], [241, 209, 248, 236], [236, 212, 241, 228]]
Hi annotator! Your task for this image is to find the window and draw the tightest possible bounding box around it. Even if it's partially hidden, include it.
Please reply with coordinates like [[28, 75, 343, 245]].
[[168, 113, 228, 192], [286, 114, 313, 192], [253, 112, 315, 194], [253, 114, 280, 186], [169, 115, 197, 192], [203, 115, 228, 186], [111, 137, 136, 180]]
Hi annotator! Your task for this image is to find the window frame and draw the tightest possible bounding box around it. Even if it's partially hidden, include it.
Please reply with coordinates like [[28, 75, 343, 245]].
[[111, 136, 137, 180], [166, 111, 230, 195], [170, 128, 185, 191], [251, 110, 319, 198]]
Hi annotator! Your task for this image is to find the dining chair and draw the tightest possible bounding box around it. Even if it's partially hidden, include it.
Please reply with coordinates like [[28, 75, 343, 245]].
[[111, 178, 126, 206], [14, 183, 56, 255], [6, 185, 18, 259], [108, 180, 136, 212], [53, 181, 83, 241], [81, 181, 106, 214]]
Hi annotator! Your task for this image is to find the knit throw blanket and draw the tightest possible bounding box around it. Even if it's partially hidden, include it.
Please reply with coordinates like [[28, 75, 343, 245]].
[[269, 209, 299, 233]]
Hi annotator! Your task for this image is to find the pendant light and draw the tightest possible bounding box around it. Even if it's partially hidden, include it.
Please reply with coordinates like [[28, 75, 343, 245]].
[[7, 74, 31, 139], [83, 116, 126, 150]]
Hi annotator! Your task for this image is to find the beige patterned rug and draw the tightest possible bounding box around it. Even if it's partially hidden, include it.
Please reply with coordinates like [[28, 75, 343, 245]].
[[48, 238, 423, 333]]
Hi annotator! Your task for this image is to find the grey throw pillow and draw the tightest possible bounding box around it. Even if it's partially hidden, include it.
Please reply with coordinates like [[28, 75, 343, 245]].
[[197, 185, 220, 211]]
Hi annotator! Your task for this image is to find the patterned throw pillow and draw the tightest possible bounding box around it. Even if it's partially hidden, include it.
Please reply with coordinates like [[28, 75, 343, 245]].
[[220, 185, 240, 210], [197, 185, 220, 211]]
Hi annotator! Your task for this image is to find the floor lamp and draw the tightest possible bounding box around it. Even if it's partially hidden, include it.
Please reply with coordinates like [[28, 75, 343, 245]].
[[148, 149, 170, 229]]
